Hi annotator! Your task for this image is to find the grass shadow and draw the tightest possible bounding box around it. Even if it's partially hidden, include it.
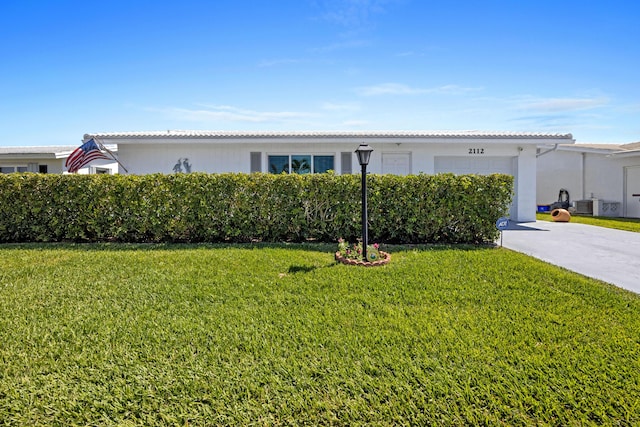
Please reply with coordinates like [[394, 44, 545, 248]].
[[287, 265, 318, 274], [0, 241, 496, 256]]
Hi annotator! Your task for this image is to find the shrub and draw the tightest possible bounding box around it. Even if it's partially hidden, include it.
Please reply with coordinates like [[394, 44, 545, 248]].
[[0, 173, 512, 244]]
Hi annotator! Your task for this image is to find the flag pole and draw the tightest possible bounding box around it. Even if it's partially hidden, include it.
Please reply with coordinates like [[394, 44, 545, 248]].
[[92, 137, 128, 173]]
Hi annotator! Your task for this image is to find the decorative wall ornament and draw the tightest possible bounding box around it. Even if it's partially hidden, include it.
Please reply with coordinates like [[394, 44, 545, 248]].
[[173, 158, 192, 173]]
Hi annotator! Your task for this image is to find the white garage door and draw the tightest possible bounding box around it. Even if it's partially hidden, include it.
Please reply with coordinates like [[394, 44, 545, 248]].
[[435, 156, 516, 217], [434, 156, 514, 175]]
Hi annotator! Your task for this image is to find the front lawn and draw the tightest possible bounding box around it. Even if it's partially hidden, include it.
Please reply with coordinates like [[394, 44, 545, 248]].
[[537, 213, 640, 232], [1, 244, 639, 425]]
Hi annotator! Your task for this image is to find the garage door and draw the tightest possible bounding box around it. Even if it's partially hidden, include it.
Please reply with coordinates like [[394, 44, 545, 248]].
[[435, 156, 516, 217], [625, 166, 640, 218], [434, 156, 514, 175]]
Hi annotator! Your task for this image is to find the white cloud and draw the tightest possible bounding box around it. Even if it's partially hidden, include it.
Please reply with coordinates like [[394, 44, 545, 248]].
[[435, 84, 484, 95], [153, 105, 317, 123], [356, 83, 420, 95], [342, 119, 370, 126], [355, 83, 482, 96], [321, 102, 361, 111], [517, 97, 609, 112]]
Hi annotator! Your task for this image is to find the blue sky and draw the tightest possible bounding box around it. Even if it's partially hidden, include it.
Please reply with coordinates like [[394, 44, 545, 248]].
[[1, 0, 639, 146]]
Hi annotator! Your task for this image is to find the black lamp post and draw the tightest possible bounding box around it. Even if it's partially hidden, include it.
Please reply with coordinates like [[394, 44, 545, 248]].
[[355, 143, 374, 261]]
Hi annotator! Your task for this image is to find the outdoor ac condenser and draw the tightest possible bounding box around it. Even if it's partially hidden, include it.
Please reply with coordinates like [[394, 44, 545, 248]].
[[574, 200, 593, 215]]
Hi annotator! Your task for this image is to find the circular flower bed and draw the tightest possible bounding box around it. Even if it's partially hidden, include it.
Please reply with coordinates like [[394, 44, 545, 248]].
[[335, 250, 391, 267]]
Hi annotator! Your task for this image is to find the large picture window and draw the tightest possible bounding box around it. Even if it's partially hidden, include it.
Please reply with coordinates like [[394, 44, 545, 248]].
[[268, 155, 334, 174]]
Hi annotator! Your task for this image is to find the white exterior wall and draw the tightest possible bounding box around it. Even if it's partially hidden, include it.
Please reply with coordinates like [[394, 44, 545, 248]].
[[537, 148, 640, 217], [537, 150, 584, 204], [538, 150, 635, 203], [0, 157, 117, 175], [0, 159, 65, 174], [120, 144, 249, 174], [117, 140, 540, 221], [515, 146, 537, 222], [584, 154, 624, 201], [73, 160, 119, 175]]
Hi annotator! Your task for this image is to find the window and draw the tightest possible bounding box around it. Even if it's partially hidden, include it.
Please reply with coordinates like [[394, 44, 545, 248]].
[[268, 155, 334, 174], [313, 156, 334, 173], [0, 166, 27, 173]]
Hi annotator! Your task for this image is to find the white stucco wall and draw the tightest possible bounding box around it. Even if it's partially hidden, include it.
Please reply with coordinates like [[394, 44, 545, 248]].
[[515, 146, 537, 222], [538, 150, 636, 204], [0, 153, 118, 175], [116, 140, 540, 221], [0, 159, 65, 174], [537, 148, 640, 217], [537, 150, 584, 204]]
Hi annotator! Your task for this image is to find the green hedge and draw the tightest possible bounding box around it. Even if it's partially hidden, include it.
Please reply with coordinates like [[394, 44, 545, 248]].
[[0, 173, 513, 244]]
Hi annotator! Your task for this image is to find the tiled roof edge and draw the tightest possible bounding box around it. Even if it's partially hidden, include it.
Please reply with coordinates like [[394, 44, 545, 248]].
[[87, 130, 574, 139]]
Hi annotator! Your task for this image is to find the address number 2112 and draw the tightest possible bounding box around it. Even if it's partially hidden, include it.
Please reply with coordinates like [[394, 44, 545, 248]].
[[468, 148, 485, 154]]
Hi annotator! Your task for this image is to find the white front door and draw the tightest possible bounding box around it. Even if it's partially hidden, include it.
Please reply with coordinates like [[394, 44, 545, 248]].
[[625, 166, 640, 218], [382, 153, 411, 175]]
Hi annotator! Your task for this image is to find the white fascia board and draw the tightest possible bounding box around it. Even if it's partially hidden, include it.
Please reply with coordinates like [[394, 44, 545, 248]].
[[0, 153, 62, 160], [97, 135, 574, 146], [608, 149, 640, 158], [555, 145, 620, 154]]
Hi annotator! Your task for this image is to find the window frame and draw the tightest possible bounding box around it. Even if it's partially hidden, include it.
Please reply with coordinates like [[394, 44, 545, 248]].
[[0, 165, 28, 174], [267, 153, 335, 174]]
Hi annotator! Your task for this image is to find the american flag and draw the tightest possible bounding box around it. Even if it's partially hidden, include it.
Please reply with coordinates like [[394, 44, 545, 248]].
[[65, 138, 112, 173]]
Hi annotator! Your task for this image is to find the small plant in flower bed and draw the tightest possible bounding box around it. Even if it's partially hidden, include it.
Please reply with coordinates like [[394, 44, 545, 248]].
[[337, 238, 381, 262]]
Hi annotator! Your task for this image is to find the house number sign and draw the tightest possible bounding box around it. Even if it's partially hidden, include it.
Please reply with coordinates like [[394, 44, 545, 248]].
[[468, 148, 485, 154]]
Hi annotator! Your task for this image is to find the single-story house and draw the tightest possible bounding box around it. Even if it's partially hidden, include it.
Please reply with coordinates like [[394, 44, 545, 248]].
[[537, 142, 640, 218], [0, 146, 118, 175], [86, 130, 575, 222]]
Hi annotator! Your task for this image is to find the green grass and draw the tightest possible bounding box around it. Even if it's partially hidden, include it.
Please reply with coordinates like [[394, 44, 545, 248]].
[[537, 212, 640, 232], [1, 244, 639, 425]]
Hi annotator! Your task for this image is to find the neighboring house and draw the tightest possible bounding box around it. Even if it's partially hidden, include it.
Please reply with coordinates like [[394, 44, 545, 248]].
[[537, 142, 640, 218], [0, 146, 118, 175], [86, 130, 575, 222]]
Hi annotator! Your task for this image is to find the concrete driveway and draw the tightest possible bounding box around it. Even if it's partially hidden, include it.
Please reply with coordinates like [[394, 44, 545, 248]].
[[501, 220, 640, 294]]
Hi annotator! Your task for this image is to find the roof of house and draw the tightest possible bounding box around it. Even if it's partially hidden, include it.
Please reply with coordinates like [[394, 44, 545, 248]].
[[556, 141, 640, 157], [0, 145, 117, 160], [612, 142, 640, 157], [87, 130, 575, 145]]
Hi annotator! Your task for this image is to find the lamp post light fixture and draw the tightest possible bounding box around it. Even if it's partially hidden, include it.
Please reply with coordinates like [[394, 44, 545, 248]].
[[355, 143, 374, 261]]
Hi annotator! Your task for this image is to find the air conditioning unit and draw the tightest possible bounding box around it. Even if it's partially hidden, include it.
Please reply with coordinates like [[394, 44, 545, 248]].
[[593, 199, 622, 217], [574, 200, 593, 215]]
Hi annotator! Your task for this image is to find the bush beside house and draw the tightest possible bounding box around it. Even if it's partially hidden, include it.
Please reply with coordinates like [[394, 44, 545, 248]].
[[0, 173, 513, 244]]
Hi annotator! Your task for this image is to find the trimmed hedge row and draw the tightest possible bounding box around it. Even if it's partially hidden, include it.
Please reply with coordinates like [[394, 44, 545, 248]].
[[0, 173, 513, 244]]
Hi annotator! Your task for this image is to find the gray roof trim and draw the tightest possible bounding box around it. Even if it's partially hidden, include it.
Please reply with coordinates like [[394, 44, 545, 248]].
[[557, 143, 640, 156], [556, 143, 622, 154], [608, 148, 640, 158], [0, 145, 117, 160], [88, 130, 575, 145]]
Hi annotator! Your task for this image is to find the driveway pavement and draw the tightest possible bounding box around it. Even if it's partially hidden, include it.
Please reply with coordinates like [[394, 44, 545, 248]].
[[500, 220, 640, 294]]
